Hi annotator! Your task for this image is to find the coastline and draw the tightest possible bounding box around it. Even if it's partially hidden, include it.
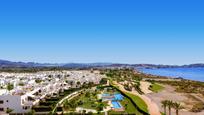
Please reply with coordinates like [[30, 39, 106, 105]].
[[136, 67, 204, 82]]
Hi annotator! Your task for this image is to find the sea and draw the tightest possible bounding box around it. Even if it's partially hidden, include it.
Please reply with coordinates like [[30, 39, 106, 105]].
[[137, 67, 204, 82]]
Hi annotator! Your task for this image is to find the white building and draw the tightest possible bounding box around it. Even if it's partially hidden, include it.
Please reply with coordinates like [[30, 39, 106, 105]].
[[0, 94, 31, 113], [0, 70, 103, 114]]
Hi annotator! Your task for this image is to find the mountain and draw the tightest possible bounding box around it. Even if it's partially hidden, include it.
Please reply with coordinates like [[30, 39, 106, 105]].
[[0, 59, 27, 68], [62, 63, 113, 68], [131, 64, 204, 69], [0, 59, 112, 68], [0, 59, 56, 68], [0, 59, 204, 69], [182, 63, 204, 68]]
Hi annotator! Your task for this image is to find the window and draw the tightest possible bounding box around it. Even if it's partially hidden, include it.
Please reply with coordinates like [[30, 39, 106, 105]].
[[0, 108, 4, 111], [23, 106, 30, 110], [0, 100, 3, 104]]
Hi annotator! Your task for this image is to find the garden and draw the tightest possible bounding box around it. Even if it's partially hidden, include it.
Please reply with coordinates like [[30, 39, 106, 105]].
[[61, 86, 142, 114], [32, 88, 82, 113]]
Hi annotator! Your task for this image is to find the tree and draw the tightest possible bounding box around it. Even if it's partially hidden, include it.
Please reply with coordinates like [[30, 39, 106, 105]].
[[63, 100, 69, 110], [70, 81, 74, 87], [100, 78, 108, 84], [173, 102, 183, 115], [6, 108, 13, 114], [27, 109, 35, 115], [167, 100, 173, 115], [87, 111, 93, 115], [97, 103, 104, 111], [7, 83, 14, 91], [161, 100, 168, 115], [125, 102, 128, 109], [18, 82, 25, 86], [77, 81, 81, 87], [85, 92, 90, 97], [35, 79, 42, 84], [82, 110, 86, 114]]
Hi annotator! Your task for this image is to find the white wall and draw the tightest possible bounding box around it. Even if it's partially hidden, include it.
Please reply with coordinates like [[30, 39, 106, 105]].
[[0, 95, 30, 113]]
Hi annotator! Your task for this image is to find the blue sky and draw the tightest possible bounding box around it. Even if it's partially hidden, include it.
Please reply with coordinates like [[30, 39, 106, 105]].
[[0, 0, 204, 64]]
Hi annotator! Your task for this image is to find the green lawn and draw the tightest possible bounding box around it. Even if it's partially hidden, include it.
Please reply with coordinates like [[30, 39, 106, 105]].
[[121, 97, 137, 113], [62, 90, 100, 111], [125, 92, 148, 113], [149, 83, 164, 93], [109, 96, 142, 114], [108, 97, 143, 115], [78, 94, 99, 110], [108, 110, 143, 115]]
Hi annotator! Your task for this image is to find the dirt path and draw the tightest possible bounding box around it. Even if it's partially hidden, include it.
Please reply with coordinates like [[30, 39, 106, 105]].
[[140, 81, 152, 94], [146, 85, 204, 115], [113, 81, 161, 115], [190, 94, 204, 103]]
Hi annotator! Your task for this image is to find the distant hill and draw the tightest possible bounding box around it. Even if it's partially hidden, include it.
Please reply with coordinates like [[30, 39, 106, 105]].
[[62, 63, 113, 68], [0, 59, 204, 69], [0, 59, 57, 68], [131, 64, 204, 68], [0, 59, 27, 68], [182, 64, 204, 68], [0, 59, 113, 68]]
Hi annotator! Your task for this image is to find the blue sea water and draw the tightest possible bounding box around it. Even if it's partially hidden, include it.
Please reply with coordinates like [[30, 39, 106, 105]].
[[138, 67, 204, 82]]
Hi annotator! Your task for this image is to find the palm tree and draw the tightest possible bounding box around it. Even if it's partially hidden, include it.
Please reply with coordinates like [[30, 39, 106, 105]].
[[161, 100, 168, 115], [167, 100, 173, 115], [173, 102, 183, 115]]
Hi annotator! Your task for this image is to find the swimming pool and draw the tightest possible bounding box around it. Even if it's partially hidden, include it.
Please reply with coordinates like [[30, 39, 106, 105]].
[[102, 93, 124, 101], [112, 101, 122, 109], [114, 93, 124, 100], [102, 94, 111, 96]]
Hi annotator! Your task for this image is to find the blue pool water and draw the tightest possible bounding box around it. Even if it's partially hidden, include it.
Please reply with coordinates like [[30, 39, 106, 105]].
[[114, 94, 124, 100], [102, 94, 111, 96], [112, 101, 122, 109], [102, 93, 124, 101], [138, 67, 204, 82], [102, 93, 124, 109]]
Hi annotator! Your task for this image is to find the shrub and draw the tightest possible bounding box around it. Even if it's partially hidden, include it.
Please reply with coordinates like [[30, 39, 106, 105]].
[[191, 103, 204, 112]]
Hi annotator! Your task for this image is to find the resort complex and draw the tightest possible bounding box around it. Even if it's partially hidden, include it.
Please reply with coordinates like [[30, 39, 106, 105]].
[[0, 68, 151, 115], [0, 68, 204, 115], [1, 0, 204, 114]]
